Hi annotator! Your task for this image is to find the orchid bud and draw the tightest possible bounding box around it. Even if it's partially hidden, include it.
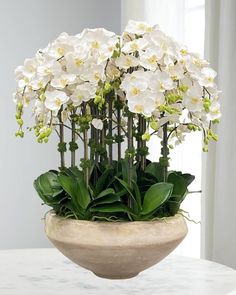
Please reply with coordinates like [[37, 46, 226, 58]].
[[104, 82, 112, 92], [39, 93, 45, 101], [15, 113, 21, 119], [142, 133, 151, 141], [94, 95, 102, 104], [17, 118, 24, 126], [178, 85, 188, 93], [150, 121, 158, 131], [203, 146, 208, 152], [17, 102, 23, 111], [45, 127, 52, 137]]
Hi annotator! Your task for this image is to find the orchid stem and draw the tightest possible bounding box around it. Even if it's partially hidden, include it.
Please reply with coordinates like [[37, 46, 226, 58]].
[[58, 107, 65, 169]]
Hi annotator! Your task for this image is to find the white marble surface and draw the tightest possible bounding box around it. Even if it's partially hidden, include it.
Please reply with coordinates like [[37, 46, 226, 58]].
[[0, 248, 236, 295]]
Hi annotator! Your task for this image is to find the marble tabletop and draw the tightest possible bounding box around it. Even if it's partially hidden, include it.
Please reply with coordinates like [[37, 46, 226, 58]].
[[0, 248, 236, 295]]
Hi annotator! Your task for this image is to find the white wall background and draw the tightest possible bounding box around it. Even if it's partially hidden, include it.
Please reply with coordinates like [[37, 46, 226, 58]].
[[0, 0, 121, 249]]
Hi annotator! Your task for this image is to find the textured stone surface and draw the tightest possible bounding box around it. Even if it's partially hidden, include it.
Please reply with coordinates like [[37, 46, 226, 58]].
[[0, 248, 236, 294]]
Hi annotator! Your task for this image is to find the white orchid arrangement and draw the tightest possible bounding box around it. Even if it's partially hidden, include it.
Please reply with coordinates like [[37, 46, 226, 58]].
[[13, 20, 221, 221]]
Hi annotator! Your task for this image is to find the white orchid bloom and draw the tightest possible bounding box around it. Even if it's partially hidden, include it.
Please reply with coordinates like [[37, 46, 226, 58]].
[[15, 58, 37, 80], [139, 47, 162, 71], [35, 111, 52, 126], [158, 114, 180, 127], [167, 63, 185, 80], [65, 49, 88, 75], [71, 83, 96, 106], [149, 71, 174, 92], [13, 90, 34, 106], [51, 73, 76, 89], [33, 100, 48, 116], [207, 100, 221, 121], [37, 60, 62, 77], [106, 61, 120, 80], [148, 31, 178, 59], [78, 28, 116, 48], [91, 118, 103, 130], [80, 63, 106, 84], [121, 70, 148, 88], [199, 67, 217, 88], [15, 58, 38, 88], [53, 32, 79, 48], [154, 91, 165, 107], [146, 29, 166, 46], [124, 20, 154, 35], [78, 28, 117, 60], [30, 75, 50, 90], [48, 33, 76, 59], [97, 46, 116, 64], [48, 42, 74, 59], [183, 85, 203, 112], [126, 83, 147, 99], [115, 53, 139, 70], [121, 71, 149, 99], [122, 38, 148, 53], [162, 54, 175, 67], [45, 90, 69, 111], [185, 54, 209, 76], [179, 76, 193, 89], [17, 77, 30, 88], [128, 93, 156, 116], [174, 132, 187, 145]]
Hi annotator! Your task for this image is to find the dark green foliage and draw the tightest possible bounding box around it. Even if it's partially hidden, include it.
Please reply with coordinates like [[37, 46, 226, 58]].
[[34, 159, 195, 221], [141, 183, 173, 215]]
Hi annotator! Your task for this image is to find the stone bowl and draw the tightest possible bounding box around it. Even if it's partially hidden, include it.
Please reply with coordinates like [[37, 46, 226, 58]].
[[45, 211, 187, 279]]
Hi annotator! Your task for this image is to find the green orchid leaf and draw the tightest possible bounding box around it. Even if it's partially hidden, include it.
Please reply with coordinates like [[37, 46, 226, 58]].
[[131, 180, 142, 208], [181, 173, 195, 186], [168, 171, 195, 187], [88, 195, 121, 209], [87, 188, 119, 209], [95, 168, 113, 195], [34, 171, 63, 204], [63, 200, 81, 215], [114, 189, 127, 198], [60, 200, 88, 220], [121, 158, 137, 184], [49, 193, 68, 206], [115, 177, 133, 197], [115, 177, 140, 214], [106, 171, 122, 188], [166, 199, 182, 216], [167, 172, 188, 197], [58, 174, 90, 210], [96, 188, 115, 199], [60, 166, 84, 179], [141, 182, 173, 215], [89, 202, 134, 214], [145, 162, 162, 181]]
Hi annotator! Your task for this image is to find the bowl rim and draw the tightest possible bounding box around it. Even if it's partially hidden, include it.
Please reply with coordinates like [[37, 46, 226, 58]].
[[45, 210, 185, 226]]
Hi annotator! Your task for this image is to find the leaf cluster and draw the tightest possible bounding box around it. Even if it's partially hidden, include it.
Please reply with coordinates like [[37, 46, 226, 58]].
[[34, 159, 194, 221]]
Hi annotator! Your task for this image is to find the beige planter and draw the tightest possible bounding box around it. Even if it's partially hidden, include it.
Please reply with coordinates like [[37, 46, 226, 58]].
[[45, 211, 187, 279]]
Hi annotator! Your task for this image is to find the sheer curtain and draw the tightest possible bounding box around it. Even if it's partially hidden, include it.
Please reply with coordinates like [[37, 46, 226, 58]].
[[121, 0, 205, 258], [202, 0, 236, 269]]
